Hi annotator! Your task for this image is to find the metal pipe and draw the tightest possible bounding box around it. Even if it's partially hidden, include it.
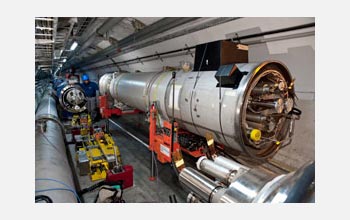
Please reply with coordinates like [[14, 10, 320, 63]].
[[96, 17, 124, 35], [108, 119, 149, 149], [35, 88, 77, 203], [246, 112, 267, 123], [233, 22, 315, 41], [82, 46, 195, 72], [213, 156, 248, 171], [179, 167, 222, 202], [251, 84, 271, 96], [246, 121, 271, 132], [79, 18, 240, 72], [250, 98, 284, 113], [180, 157, 315, 203], [70, 17, 200, 69], [196, 156, 234, 184]]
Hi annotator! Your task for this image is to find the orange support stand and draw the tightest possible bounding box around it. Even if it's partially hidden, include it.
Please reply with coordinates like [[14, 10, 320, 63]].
[[149, 104, 180, 164], [98, 95, 142, 119], [148, 104, 186, 180], [149, 104, 204, 166]]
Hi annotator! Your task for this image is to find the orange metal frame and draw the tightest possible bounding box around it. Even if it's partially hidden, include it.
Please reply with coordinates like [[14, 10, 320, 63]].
[[149, 104, 179, 163], [99, 95, 142, 118], [149, 104, 204, 164]]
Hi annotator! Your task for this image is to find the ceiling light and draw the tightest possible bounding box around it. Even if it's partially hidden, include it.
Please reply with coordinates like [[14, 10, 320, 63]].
[[63, 58, 67, 63], [70, 41, 78, 51]]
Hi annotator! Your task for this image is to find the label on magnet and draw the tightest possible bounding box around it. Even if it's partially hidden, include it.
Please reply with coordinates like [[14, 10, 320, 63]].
[[237, 44, 249, 51], [160, 144, 170, 157], [207, 139, 214, 146], [168, 85, 182, 111], [175, 159, 184, 168], [225, 90, 235, 96]]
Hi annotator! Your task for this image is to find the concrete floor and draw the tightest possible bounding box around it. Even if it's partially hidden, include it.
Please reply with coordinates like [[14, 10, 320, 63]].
[[272, 99, 315, 170]]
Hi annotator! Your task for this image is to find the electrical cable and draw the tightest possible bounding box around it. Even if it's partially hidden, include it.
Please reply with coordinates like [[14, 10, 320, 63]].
[[170, 71, 180, 178], [35, 178, 81, 203], [35, 195, 53, 203], [35, 188, 81, 203], [218, 73, 230, 147], [79, 180, 107, 195], [189, 43, 208, 136]]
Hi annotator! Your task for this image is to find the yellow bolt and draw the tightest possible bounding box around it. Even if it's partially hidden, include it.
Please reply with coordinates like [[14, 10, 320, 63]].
[[250, 129, 261, 142]]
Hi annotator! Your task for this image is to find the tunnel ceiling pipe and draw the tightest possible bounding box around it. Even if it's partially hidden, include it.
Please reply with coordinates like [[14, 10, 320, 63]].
[[75, 17, 240, 72], [96, 17, 124, 36], [83, 45, 196, 72], [68, 18, 124, 62], [35, 87, 77, 203], [104, 60, 297, 159], [232, 22, 315, 42], [66, 17, 200, 70]]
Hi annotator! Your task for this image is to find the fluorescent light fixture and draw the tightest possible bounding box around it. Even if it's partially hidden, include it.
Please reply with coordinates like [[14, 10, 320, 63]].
[[63, 58, 67, 63], [70, 41, 78, 51]]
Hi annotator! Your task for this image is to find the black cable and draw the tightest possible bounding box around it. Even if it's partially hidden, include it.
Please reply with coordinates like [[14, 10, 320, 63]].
[[35, 195, 53, 203], [233, 22, 315, 41], [94, 185, 125, 203], [172, 194, 177, 203], [189, 43, 208, 136], [291, 107, 302, 116], [78, 180, 106, 196], [170, 71, 179, 177], [218, 73, 230, 148], [78, 180, 123, 196]]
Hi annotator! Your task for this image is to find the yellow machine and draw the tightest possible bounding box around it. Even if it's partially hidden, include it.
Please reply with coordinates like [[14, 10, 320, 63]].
[[71, 113, 92, 135], [73, 114, 122, 181]]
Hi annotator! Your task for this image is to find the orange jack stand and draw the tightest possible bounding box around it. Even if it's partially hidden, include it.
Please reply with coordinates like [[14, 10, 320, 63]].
[[98, 95, 142, 118], [149, 104, 180, 164], [148, 104, 185, 180]]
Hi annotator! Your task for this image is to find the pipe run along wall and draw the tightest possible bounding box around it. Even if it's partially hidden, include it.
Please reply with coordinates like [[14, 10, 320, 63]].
[[35, 87, 77, 203], [100, 61, 298, 159]]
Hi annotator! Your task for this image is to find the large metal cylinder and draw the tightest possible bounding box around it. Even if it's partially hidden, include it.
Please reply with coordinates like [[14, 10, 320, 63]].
[[99, 72, 123, 96], [99, 73, 114, 96], [213, 156, 248, 171], [58, 84, 87, 113], [180, 157, 315, 203], [35, 88, 77, 203], [196, 156, 234, 184], [107, 61, 296, 159], [179, 167, 222, 202]]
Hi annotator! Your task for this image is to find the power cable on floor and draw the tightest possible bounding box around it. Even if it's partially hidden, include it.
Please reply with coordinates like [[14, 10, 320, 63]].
[[35, 188, 81, 203], [35, 178, 81, 202]]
